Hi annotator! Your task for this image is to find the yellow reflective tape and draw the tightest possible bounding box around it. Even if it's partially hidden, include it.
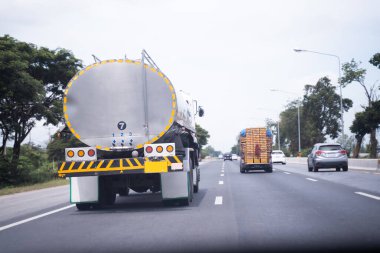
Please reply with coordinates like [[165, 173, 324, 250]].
[[173, 156, 181, 163], [63, 97, 67, 104], [171, 110, 176, 117], [109, 59, 116, 63], [117, 59, 123, 63], [164, 78, 170, 84], [172, 94, 176, 100], [164, 125, 170, 132], [151, 136, 158, 142], [172, 101, 176, 108], [74, 133, 81, 139], [64, 114, 69, 121], [126, 159, 133, 167], [79, 70, 85, 76], [150, 67, 157, 72], [68, 162, 76, 171], [163, 156, 171, 165], [125, 59, 132, 63], [67, 81, 72, 88], [158, 131, 165, 138], [78, 161, 85, 170], [63, 105, 67, 112], [158, 72, 164, 78], [64, 89, 68, 95], [168, 118, 173, 124], [134, 158, 143, 167], [103, 147, 110, 151], [66, 121, 71, 128], [106, 160, 114, 169], [100, 61, 107, 65], [96, 145, 102, 149], [144, 64, 149, 68], [136, 144, 143, 149], [119, 159, 123, 168], [73, 75, 78, 81], [59, 162, 66, 171], [97, 160, 104, 169], [168, 85, 174, 92], [85, 66, 92, 71], [87, 161, 95, 169]]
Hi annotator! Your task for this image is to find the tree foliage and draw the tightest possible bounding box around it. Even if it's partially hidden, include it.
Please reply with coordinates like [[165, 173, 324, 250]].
[[341, 58, 379, 158], [278, 77, 352, 156], [195, 123, 210, 150], [369, 53, 380, 69], [0, 35, 82, 183]]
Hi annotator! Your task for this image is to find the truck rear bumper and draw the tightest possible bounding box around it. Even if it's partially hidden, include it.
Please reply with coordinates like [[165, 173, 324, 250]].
[[58, 156, 183, 177], [243, 163, 272, 170]]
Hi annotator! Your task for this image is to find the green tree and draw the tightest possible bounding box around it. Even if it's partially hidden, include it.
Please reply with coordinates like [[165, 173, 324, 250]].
[[279, 100, 300, 155], [0, 35, 82, 183], [369, 53, 380, 69], [195, 123, 210, 150], [341, 59, 379, 158], [302, 77, 352, 147]]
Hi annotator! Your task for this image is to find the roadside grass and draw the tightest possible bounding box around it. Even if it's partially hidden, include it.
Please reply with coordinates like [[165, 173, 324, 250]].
[[0, 178, 69, 196]]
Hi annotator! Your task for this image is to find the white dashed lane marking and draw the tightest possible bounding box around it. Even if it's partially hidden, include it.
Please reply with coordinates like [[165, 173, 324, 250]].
[[0, 204, 75, 232], [283, 172, 291, 175], [219, 181, 224, 185], [355, 192, 380, 200], [221, 174, 224, 177], [215, 196, 223, 205], [306, 178, 318, 182]]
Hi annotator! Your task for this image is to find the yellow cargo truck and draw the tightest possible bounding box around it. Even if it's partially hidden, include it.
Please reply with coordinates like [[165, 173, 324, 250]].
[[239, 127, 273, 173]]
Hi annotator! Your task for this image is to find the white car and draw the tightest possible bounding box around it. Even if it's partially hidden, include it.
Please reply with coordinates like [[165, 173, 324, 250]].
[[218, 154, 223, 159], [271, 150, 286, 164], [231, 154, 238, 160]]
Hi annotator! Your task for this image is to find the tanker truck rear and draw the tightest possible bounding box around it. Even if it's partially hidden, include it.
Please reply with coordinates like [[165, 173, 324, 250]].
[[239, 127, 273, 173], [58, 50, 204, 210]]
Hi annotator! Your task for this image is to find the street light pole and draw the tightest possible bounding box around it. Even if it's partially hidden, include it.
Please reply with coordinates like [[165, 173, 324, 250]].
[[293, 48, 344, 143], [270, 89, 301, 153]]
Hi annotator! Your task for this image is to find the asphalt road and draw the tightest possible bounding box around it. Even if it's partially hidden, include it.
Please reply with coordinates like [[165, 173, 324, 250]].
[[1, 159, 379, 253]]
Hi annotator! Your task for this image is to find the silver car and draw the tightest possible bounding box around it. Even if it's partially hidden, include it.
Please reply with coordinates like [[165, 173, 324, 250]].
[[307, 143, 348, 172]]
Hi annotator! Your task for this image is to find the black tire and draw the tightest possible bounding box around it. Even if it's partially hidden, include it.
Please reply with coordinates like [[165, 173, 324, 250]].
[[266, 167, 273, 173], [308, 165, 312, 172], [313, 163, 318, 172], [342, 166, 348, 171], [118, 187, 129, 196], [76, 203, 91, 211], [336, 167, 340, 172]]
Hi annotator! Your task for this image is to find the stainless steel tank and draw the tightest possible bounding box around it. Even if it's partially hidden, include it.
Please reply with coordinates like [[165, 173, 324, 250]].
[[63, 59, 196, 151]]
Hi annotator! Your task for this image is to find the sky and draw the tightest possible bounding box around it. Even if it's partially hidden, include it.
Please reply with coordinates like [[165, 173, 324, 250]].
[[1, 0, 379, 152]]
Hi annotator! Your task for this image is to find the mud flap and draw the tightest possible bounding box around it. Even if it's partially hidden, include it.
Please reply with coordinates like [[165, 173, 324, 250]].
[[70, 176, 99, 203], [161, 171, 190, 201]]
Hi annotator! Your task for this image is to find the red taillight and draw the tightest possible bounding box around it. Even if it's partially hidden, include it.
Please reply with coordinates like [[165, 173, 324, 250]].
[[316, 150, 324, 156], [146, 146, 153, 153], [88, 149, 95, 157], [340, 150, 347, 155]]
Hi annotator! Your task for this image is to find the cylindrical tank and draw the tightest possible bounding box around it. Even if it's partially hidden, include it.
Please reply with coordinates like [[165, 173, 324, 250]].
[[63, 59, 195, 151]]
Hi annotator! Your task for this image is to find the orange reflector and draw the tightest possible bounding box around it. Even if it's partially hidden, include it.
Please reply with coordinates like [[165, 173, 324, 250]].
[[67, 150, 74, 158], [156, 146, 163, 153], [78, 150, 85, 157], [166, 145, 174, 153], [88, 149, 95, 157]]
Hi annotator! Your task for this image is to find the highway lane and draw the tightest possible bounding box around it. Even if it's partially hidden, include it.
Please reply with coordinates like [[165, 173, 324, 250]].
[[0, 160, 379, 253]]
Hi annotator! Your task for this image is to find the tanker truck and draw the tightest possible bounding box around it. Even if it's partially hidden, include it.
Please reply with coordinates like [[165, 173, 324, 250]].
[[58, 50, 204, 210]]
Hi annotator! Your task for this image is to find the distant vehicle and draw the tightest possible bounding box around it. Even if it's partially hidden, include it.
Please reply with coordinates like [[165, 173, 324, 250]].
[[218, 154, 223, 159], [307, 143, 348, 172], [223, 153, 232, 161], [231, 154, 238, 160], [239, 127, 273, 173], [271, 150, 286, 165]]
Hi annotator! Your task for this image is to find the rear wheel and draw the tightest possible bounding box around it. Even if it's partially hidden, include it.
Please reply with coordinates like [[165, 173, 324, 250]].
[[342, 166, 348, 171], [313, 163, 318, 172], [336, 167, 340, 172]]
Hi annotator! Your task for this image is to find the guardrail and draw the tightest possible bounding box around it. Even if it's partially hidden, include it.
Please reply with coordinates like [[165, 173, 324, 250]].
[[286, 157, 380, 171]]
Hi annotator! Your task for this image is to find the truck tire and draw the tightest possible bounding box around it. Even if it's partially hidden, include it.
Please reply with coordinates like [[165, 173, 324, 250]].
[[76, 203, 91, 211]]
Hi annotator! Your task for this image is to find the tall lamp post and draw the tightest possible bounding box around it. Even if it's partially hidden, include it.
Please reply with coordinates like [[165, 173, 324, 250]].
[[270, 89, 301, 153], [293, 48, 344, 143]]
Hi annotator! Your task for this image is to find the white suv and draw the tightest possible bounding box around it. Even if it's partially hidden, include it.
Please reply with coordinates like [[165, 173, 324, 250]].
[[271, 150, 286, 165]]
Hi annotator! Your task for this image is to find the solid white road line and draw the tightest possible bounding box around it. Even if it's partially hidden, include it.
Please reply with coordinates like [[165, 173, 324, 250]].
[[221, 174, 224, 177], [0, 204, 75, 232], [355, 192, 380, 200], [306, 178, 318, 182], [219, 180, 224, 185], [283, 172, 291, 175], [215, 196, 223, 205]]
